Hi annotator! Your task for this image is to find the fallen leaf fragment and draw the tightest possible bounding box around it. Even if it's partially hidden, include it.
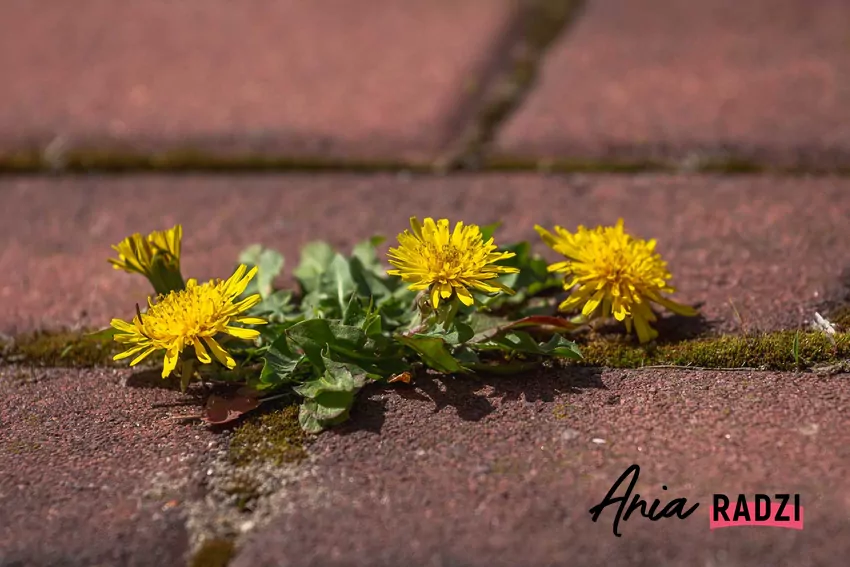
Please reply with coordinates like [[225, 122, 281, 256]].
[[388, 371, 412, 384], [204, 394, 260, 425]]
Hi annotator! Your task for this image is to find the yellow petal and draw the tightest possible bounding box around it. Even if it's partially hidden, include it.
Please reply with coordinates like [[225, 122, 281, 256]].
[[430, 285, 441, 309], [225, 326, 260, 339], [232, 317, 268, 325], [456, 286, 474, 306], [113, 344, 147, 361], [632, 314, 657, 344], [440, 282, 453, 299], [193, 339, 212, 364], [203, 336, 236, 369], [162, 347, 180, 378], [130, 346, 157, 366], [653, 295, 699, 317], [581, 290, 607, 317]]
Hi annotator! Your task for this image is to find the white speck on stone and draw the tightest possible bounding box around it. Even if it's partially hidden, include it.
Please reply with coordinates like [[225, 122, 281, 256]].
[[415, 449, 426, 457], [560, 429, 580, 441], [592, 438, 606, 445], [239, 520, 255, 533], [724, 434, 731, 440]]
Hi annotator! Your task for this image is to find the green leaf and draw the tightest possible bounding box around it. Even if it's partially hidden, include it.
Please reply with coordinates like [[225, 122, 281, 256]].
[[326, 254, 358, 315], [539, 334, 583, 360], [258, 334, 306, 388], [252, 289, 296, 322], [475, 331, 582, 360], [239, 244, 285, 299], [294, 354, 370, 433], [286, 318, 406, 376], [293, 241, 336, 293], [349, 256, 392, 303], [469, 315, 580, 343], [287, 319, 367, 371], [416, 320, 474, 346], [396, 334, 468, 374], [351, 236, 386, 275], [256, 249, 285, 298]]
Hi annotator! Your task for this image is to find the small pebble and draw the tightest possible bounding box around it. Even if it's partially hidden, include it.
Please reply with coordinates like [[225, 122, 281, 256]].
[[591, 438, 606, 445]]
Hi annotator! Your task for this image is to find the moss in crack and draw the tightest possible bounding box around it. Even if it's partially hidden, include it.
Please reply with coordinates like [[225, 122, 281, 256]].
[[449, 0, 587, 167], [483, 156, 670, 173], [571, 330, 849, 371], [1, 330, 120, 367], [824, 304, 850, 330], [228, 404, 308, 468], [0, 148, 434, 174], [189, 538, 236, 567]]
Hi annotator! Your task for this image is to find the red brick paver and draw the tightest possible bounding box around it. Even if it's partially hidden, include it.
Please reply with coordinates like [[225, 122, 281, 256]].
[[2, 174, 849, 334], [231, 368, 850, 567], [0, 0, 517, 162], [495, 0, 850, 168], [0, 367, 215, 567]]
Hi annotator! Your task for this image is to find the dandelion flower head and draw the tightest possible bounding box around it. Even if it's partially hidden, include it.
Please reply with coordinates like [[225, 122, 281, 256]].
[[109, 224, 182, 277], [387, 217, 519, 309], [535, 219, 697, 343], [111, 264, 267, 378]]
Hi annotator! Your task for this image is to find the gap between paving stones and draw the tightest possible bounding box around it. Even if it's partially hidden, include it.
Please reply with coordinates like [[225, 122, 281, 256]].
[[0, 0, 588, 176], [5, 1, 850, 175], [4, 328, 849, 566], [4, 149, 850, 176]]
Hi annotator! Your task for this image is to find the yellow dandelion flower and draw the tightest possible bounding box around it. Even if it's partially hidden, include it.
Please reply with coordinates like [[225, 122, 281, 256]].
[[387, 217, 519, 309], [109, 224, 184, 295], [111, 264, 267, 381], [535, 219, 697, 343]]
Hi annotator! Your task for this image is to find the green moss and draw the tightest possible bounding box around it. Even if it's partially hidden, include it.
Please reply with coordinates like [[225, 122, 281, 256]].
[[482, 156, 670, 174], [228, 404, 308, 467], [825, 305, 850, 330], [189, 538, 236, 567], [3, 146, 848, 175], [573, 330, 849, 371], [2, 330, 120, 367], [695, 158, 766, 174], [0, 147, 433, 174]]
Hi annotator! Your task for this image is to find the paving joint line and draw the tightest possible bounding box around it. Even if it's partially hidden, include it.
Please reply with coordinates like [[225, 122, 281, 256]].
[[436, 0, 588, 171]]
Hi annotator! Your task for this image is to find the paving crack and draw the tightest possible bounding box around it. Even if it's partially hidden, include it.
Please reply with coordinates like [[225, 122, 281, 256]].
[[437, 0, 587, 171]]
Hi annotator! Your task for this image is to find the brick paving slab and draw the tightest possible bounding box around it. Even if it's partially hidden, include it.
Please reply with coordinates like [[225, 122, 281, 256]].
[[0, 0, 517, 161], [494, 0, 850, 168], [2, 173, 850, 335], [0, 367, 215, 567], [232, 368, 850, 567]]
